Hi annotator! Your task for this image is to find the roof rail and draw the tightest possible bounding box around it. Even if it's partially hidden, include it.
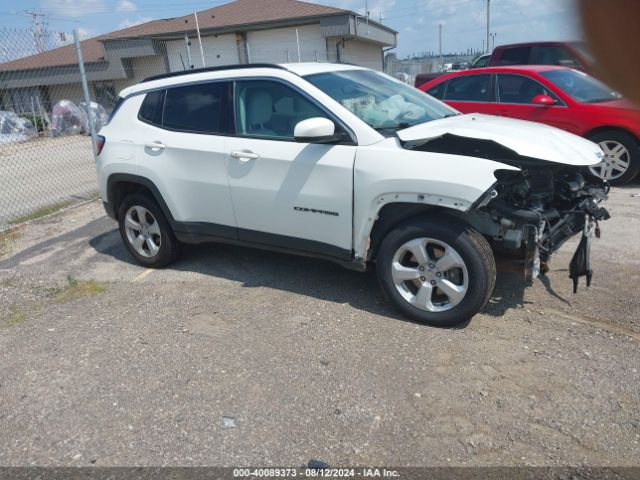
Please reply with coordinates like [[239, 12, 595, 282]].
[[142, 63, 287, 83]]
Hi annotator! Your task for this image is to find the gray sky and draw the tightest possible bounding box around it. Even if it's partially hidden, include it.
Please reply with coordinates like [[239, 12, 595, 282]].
[[0, 0, 582, 57]]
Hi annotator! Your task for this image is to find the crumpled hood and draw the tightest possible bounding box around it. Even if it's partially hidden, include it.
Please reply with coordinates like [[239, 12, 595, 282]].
[[397, 113, 603, 166]]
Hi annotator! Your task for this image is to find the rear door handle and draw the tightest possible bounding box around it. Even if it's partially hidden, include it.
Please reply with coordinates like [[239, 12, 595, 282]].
[[230, 150, 259, 161], [145, 142, 166, 151]]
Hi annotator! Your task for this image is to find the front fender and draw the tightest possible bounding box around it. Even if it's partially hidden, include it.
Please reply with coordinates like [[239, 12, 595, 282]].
[[353, 141, 519, 259]]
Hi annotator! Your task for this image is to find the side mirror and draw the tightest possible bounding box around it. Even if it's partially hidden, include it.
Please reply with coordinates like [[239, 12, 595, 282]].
[[294, 117, 346, 144], [531, 94, 557, 106]]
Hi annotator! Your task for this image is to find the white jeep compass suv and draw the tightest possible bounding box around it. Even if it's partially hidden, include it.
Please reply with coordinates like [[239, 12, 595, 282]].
[[97, 63, 609, 326]]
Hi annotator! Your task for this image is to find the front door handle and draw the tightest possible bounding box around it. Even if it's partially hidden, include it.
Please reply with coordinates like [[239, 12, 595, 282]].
[[145, 142, 166, 151], [230, 150, 259, 162]]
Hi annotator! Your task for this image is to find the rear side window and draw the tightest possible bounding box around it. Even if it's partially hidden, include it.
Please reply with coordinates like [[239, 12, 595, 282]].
[[497, 46, 532, 65], [138, 90, 165, 126], [163, 82, 232, 134], [443, 75, 491, 102], [108, 96, 126, 124]]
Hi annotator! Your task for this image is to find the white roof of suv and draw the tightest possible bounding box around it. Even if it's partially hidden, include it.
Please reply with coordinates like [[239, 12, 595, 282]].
[[119, 62, 365, 98], [280, 62, 366, 76]]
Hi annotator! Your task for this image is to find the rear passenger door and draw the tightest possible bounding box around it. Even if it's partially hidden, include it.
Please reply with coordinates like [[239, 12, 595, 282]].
[[136, 81, 237, 234], [435, 74, 495, 114]]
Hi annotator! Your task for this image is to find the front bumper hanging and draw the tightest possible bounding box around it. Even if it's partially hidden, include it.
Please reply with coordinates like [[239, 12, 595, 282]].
[[569, 224, 594, 293]]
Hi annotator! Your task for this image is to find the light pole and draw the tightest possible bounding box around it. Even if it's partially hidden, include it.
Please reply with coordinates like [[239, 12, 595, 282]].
[[486, 0, 491, 53], [490, 32, 497, 51], [438, 23, 443, 71]]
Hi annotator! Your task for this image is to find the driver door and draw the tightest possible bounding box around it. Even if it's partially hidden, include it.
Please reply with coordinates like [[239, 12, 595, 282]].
[[226, 79, 356, 259]]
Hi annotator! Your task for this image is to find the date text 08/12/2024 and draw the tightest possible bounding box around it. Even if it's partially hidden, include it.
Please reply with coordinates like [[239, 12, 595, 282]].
[[232, 468, 400, 478]]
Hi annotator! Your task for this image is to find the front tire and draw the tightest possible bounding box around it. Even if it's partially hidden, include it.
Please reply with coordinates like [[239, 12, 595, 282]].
[[118, 193, 179, 268], [588, 130, 640, 186], [376, 216, 496, 327]]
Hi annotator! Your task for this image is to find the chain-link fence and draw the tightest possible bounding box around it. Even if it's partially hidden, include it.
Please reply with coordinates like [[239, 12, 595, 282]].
[[0, 24, 390, 231], [0, 29, 100, 230]]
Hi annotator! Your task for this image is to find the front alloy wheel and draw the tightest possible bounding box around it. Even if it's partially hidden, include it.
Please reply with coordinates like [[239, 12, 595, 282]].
[[391, 237, 468, 313], [377, 217, 496, 327]]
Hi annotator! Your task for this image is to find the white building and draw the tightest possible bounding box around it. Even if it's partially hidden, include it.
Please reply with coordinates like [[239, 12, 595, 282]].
[[0, 0, 397, 112]]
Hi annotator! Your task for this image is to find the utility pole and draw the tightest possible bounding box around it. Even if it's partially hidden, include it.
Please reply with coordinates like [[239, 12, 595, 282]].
[[438, 23, 442, 70], [27, 10, 46, 53], [486, 0, 491, 53]]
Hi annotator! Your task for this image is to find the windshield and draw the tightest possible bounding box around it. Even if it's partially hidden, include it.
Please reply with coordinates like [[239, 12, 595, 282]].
[[304, 69, 457, 132], [540, 69, 621, 103], [570, 41, 595, 65]]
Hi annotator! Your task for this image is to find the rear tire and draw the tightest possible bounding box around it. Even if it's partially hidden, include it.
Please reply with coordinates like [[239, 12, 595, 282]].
[[117, 193, 179, 268], [376, 216, 496, 327], [588, 130, 640, 186]]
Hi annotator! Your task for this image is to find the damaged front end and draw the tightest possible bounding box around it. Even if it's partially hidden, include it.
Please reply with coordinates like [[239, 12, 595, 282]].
[[486, 166, 610, 291], [403, 131, 610, 291]]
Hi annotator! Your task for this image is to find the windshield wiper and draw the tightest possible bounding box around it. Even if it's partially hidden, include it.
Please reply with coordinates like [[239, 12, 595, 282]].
[[375, 113, 460, 132], [375, 122, 413, 132]]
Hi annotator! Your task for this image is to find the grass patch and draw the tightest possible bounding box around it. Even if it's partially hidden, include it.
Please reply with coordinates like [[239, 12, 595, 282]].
[[6, 307, 27, 326], [52, 275, 107, 304], [11, 199, 77, 225], [0, 229, 21, 257]]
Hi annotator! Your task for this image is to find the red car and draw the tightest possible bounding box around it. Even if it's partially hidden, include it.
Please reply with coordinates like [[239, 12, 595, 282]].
[[420, 66, 640, 185]]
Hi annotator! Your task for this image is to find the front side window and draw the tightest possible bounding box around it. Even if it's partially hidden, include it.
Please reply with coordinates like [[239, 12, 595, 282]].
[[235, 80, 329, 140], [305, 69, 456, 132], [540, 69, 621, 103], [472, 54, 491, 68], [443, 75, 491, 102], [496, 74, 559, 104], [533, 46, 581, 68]]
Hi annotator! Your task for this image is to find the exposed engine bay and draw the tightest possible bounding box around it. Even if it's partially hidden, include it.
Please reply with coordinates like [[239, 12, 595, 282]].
[[405, 134, 611, 291]]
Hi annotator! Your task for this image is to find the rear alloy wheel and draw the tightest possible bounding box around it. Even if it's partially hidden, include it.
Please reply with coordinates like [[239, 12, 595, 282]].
[[589, 131, 640, 186], [118, 193, 179, 267], [377, 217, 496, 327]]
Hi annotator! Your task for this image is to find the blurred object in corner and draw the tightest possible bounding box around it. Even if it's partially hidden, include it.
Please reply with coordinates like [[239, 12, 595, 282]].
[[578, 0, 640, 105]]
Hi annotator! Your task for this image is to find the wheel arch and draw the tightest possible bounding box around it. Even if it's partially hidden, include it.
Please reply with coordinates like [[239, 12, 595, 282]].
[[366, 202, 470, 261], [107, 173, 175, 225], [584, 126, 640, 144]]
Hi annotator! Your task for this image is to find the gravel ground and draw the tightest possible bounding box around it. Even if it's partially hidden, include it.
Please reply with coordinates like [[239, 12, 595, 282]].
[[0, 185, 639, 467]]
